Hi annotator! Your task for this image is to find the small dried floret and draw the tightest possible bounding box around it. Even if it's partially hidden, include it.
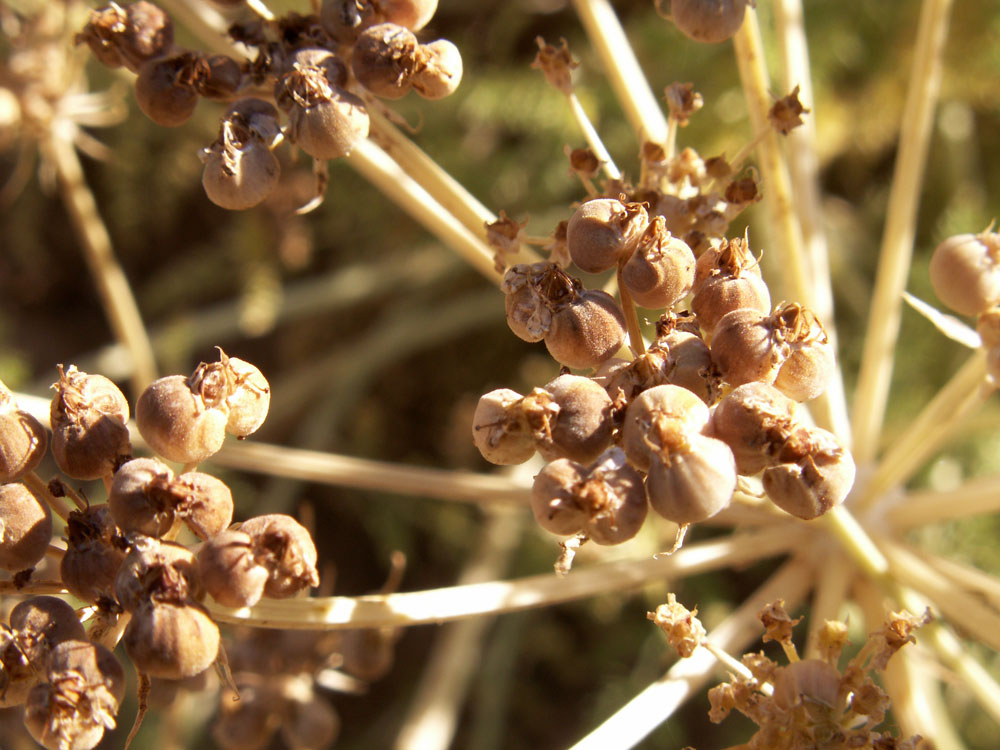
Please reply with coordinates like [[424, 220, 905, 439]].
[[77, 1, 174, 73], [868, 609, 931, 671], [531, 37, 577, 95], [238, 514, 320, 598], [486, 212, 527, 273], [647, 593, 705, 658], [759, 599, 801, 649], [816, 619, 849, 666], [664, 82, 703, 126], [60, 505, 128, 604], [768, 85, 810, 135]]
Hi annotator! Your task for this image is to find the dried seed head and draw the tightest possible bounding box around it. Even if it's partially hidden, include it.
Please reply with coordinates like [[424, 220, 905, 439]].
[[567, 198, 649, 273], [134, 53, 200, 127], [622, 384, 710, 471], [280, 48, 349, 96], [768, 302, 834, 401], [288, 86, 370, 160], [238, 514, 320, 599], [114, 537, 203, 612], [60, 505, 128, 604], [710, 307, 781, 387], [763, 427, 856, 519], [49, 365, 131, 480], [0, 482, 52, 572], [198, 529, 269, 609], [620, 217, 696, 309], [771, 658, 842, 712], [412, 39, 463, 100], [0, 382, 48, 483], [221, 356, 271, 437], [691, 236, 771, 333], [644, 433, 736, 524], [530, 374, 614, 464], [135, 374, 228, 464], [544, 289, 627, 369], [648, 593, 706, 658], [708, 381, 797, 475], [123, 602, 220, 679], [352, 23, 419, 99], [77, 1, 174, 73], [928, 229, 1000, 316], [108, 457, 177, 538], [531, 448, 647, 544], [663, 0, 750, 44], [471, 388, 535, 466], [377, 0, 438, 30], [202, 136, 280, 211]]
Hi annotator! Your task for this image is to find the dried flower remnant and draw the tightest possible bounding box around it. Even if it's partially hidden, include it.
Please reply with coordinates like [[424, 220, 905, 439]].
[[768, 85, 810, 135], [665, 82, 704, 126], [485, 211, 527, 273], [531, 37, 577, 95], [76, 1, 174, 73], [648, 592, 706, 658]]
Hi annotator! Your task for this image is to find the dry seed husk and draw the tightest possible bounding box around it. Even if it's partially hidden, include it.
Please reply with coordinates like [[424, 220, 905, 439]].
[[202, 140, 280, 211], [60, 505, 127, 604], [238, 514, 320, 599], [471, 388, 535, 466], [708, 381, 798, 475], [50, 367, 131, 480], [532, 375, 614, 464], [289, 88, 370, 160], [0, 406, 48, 483], [352, 23, 419, 99], [644, 434, 736, 524], [413, 39, 463, 100], [198, 529, 269, 609], [136, 374, 228, 464], [567, 198, 649, 274], [622, 384, 710, 471], [0, 482, 52, 572], [763, 430, 856, 520], [223, 357, 271, 437], [621, 218, 695, 309], [124, 602, 220, 679], [114, 537, 203, 612], [134, 54, 199, 127], [544, 290, 626, 369]]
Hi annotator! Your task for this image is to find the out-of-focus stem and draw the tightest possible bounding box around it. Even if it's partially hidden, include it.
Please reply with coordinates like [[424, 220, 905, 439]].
[[850, 0, 955, 463], [566, 92, 621, 180], [804, 546, 853, 659], [23, 470, 72, 521], [616, 264, 645, 356], [887, 473, 1000, 528]]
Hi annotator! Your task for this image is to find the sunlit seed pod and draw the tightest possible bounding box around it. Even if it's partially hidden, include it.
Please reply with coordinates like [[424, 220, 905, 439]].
[[690, 236, 771, 333], [928, 230, 1000, 316], [352, 23, 419, 99], [471, 388, 535, 465], [202, 139, 280, 211], [0, 384, 48, 482], [198, 529, 269, 608], [134, 54, 199, 127], [0, 482, 52, 572], [544, 289, 627, 369], [654, 329, 718, 405], [288, 87, 370, 160], [107, 457, 177, 538], [763, 433, 856, 520], [225, 98, 282, 144], [598, 349, 671, 413], [124, 602, 220, 679], [281, 694, 341, 750], [60, 505, 128, 604], [663, 0, 750, 44], [377, 0, 438, 30], [114, 537, 203, 612], [531, 458, 589, 535], [644, 434, 736, 524], [771, 658, 842, 712], [710, 307, 781, 388], [566, 198, 649, 274], [531, 374, 614, 464], [621, 384, 710, 471], [620, 217, 696, 309], [173, 471, 234, 539], [193, 54, 242, 100], [238, 514, 320, 599], [504, 283, 550, 342], [707, 381, 797, 475], [136, 374, 228, 464], [77, 1, 174, 73], [320, 0, 379, 43], [768, 303, 835, 402], [223, 356, 271, 437], [412, 39, 463, 100]]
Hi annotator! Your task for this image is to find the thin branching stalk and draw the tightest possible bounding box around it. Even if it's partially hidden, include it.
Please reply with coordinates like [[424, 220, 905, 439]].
[[566, 92, 621, 181], [887, 473, 1000, 528], [921, 614, 1000, 727], [922, 553, 1000, 608], [207, 525, 807, 630], [850, 0, 955, 463], [567, 556, 812, 750], [23, 470, 72, 521], [804, 546, 853, 660], [570, 0, 669, 145], [821, 505, 890, 581]]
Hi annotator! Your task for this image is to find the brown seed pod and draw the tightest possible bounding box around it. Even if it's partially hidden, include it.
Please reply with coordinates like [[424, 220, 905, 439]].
[[123, 601, 220, 679], [60, 505, 128, 604], [134, 53, 200, 127], [710, 307, 780, 387], [545, 289, 627, 369], [76, 1, 174, 73], [202, 138, 280, 211], [197, 529, 269, 608], [531, 448, 647, 544], [193, 54, 242, 100], [238, 514, 320, 599], [763, 426, 856, 520], [621, 217, 696, 309], [690, 236, 771, 333], [529, 374, 614, 464], [211, 676, 278, 750], [0, 383, 48, 483], [644, 433, 736, 524], [114, 537, 203, 612], [136, 374, 228, 464], [352, 23, 419, 99], [278, 48, 349, 99], [49, 365, 131, 480], [501, 262, 561, 342], [0, 482, 52, 572], [288, 87, 370, 160], [471, 388, 536, 466], [319, 0, 379, 43], [597, 349, 671, 415], [377, 0, 438, 30], [771, 658, 842, 712], [768, 303, 835, 401], [928, 229, 1000, 317], [281, 694, 341, 750], [708, 381, 798, 475], [412, 39, 463, 100], [653, 328, 719, 404], [107, 457, 177, 538], [222, 356, 271, 437], [621, 384, 710, 471], [566, 198, 649, 274], [662, 0, 750, 44]]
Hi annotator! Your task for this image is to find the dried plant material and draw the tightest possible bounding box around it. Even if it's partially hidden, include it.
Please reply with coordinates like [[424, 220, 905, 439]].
[[531, 37, 577, 95], [648, 593, 706, 658], [485, 211, 527, 273], [768, 85, 810, 135], [665, 82, 704, 126]]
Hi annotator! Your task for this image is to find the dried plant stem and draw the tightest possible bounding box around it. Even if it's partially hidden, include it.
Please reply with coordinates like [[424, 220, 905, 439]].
[[804, 546, 853, 659], [850, 0, 955, 463], [857, 350, 988, 510], [23, 470, 72, 521], [567, 556, 812, 750], [616, 264, 646, 355], [887, 472, 1000, 528], [821, 505, 889, 581], [922, 553, 1000, 609], [700, 640, 772, 695], [922, 615, 1000, 727], [732, 10, 844, 440], [566, 93, 621, 181], [0, 580, 67, 595], [208, 525, 804, 630], [570, 0, 669, 145], [159, 0, 230, 54], [44, 133, 157, 395]]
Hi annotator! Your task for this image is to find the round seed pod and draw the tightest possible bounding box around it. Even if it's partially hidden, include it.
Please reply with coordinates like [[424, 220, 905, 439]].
[[598, 349, 671, 414], [288, 87, 369, 160], [124, 602, 220, 679], [501, 262, 562, 342], [531, 374, 614, 464], [225, 98, 282, 144], [622, 384, 710, 471], [763, 428, 856, 520], [211, 676, 278, 750], [0, 482, 51, 572], [665, 0, 750, 44], [60, 505, 128, 604], [545, 289, 627, 369], [772, 658, 842, 712], [566, 198, 649, 274], [471, 388, 535, 466], [223, 357, 271, 437], [281, 695, 341, 750], [655, 329, 718, 404], [49, 365, 131, 480], [929, 230, 1000, 317], [277, 48, 349, 100], [339, 627, 399, 681], [136, 374, 228, 464], [320, 0, 379, 43], [172, 471, 234, 539], [202, 139, 280, 211], [377, 0, 438, 30], [352, 23, 419, 99], [238, 514, 320, 599], [708, 381, 797, 475], [690, 236, 771, 333], [77, 1, 174, 73], [504, 283, 549, 342], [115, 537, 203, 612], [413, 40, 463, 100], [711, 307, 780, 387], [134, 53, 199, 127], [531, 458, 588, 536], [194, 54, 242, 100], [621, 217, 696, 309], [0, 386, 48, 483], [769, 303, 835, 401], [644, 434, 736, 524], [107, 457, 177, 538], [198, 529, 269, 608]]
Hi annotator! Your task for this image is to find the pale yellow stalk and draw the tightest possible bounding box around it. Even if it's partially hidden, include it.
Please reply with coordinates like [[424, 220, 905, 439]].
[[887, 473, 1000, 528], [804, 546, 853, 659], [566, 92, 621, 181]]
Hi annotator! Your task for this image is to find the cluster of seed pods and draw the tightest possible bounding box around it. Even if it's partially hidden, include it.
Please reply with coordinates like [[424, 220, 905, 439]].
[[76, 0, 460, 210]]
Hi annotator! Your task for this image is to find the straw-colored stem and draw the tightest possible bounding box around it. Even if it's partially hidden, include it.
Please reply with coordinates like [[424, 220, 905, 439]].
[[44, 132, 157, 395], [566, 92, 621, 181], [570, 0, 669, 145], [924, 615, 1000, 727], [23, 471, 72, 521], [821, 505, 890, 581], [887, 472, 1000, 528], [207, 525, 805, 630], [567, 556, 812, 750], [616, 264, 645, 356], [0, 580, 67, 595], [856, 350, 988, 510], [922, 553, 1000, 609], [700, 640, 772, 695], [850, 0, 955, 463], [804, 546, 854, 659]]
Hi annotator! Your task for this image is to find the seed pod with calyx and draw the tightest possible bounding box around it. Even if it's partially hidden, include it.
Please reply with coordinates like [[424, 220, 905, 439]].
[[136, 370, 229, 465], [378, 0, 438, 30], [287, 84, 369, 161], [124, 601, 220, 679], [49, 365, 131, 480], [197, 529, 270, 608], [412, 39, 463, 100], [471, 388, 536, 466], [108, 457, 177, 537], [23, 639, 125, 750], [928, 229, 1000, 317], [202, 105, 280, 211], [114, 537, 203, 613], [771, 658, 842, 712], [652, 327, 719, 404], [691, 235, 771, 333], [134, 52, 201, 127], [660, 0, 751, 44], [76, 1, 174, 73], [320, 0, 379, 43], [0, 482, 52, 572], [708, 381, 798, 475], [545, 289, 627, 369], [0, 381, 48, 483], [567, 198, 649, 273], [61, 505, 128, 604], [281, 694, 341, 750], [352, 23, 419, 99], [532, 448, 647, 544], [501, 262, 558, 342], [278, 48, 349, 97], [211, 675, 279, 750], [622, 384, 710, 471], [710, 307, 780, 387], [221, 355, 271, 437], [526, 374, 614, 464], [621, 216, 696, 309], [238, 514, 320, 599], [763, 426, 855, 520], [644, 433, 736, 524], [768, 302, 835, 401], [596, 348, 671, 415]]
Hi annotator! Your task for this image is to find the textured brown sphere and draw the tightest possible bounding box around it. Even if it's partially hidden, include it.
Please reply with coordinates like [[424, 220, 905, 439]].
[[136, 375, 228, 464]]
